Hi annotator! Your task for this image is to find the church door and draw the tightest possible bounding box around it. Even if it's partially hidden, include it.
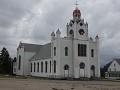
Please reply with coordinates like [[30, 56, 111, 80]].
[[79, 62, 85, 77], [91, 65, 95, 77], [64, 65, 69, 77]]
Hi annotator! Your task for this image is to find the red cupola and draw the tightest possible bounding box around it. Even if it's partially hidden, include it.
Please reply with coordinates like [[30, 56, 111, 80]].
[[73, 2, 81, 20], [73, 8, 81, 14]]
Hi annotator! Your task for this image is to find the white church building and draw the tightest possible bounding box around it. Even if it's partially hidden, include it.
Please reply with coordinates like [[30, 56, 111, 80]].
[[14, 5, 100, 79]]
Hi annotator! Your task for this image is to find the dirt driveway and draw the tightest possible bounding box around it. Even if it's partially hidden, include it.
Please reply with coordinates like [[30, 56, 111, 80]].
[[0, 78, 120, 90]]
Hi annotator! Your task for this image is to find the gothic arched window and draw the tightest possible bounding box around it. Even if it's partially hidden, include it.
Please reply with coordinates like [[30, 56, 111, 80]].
[[45, 61, 47, 73], [37, 62, 39, 72], [18, 55, 21, 70], [91, 49, 94, 57], [30, 63, 32, 72], [54, 60, 56, 73], [50, 61, 51, 73], [34, 63, 36, 72], [65, 47, 68, 56], [41, 62, 43, 73], [54, 47, 56, 56]]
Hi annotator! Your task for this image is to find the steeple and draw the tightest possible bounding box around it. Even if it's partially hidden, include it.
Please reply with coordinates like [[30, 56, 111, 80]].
[[73, 1, 81, 21]]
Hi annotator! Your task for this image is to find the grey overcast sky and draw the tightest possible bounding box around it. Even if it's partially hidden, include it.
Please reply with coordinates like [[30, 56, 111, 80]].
[[0, 0, 120, 66]]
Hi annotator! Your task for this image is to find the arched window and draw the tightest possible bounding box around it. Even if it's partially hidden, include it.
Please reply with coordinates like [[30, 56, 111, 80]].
[[37, 62, 39, 72], [91, 65, 95, 70], [41, 62, 43, 73], [54, 60, 56, 73], [65, 47, 68, 56], [78, 44, 80, 56], [18, 55, 21, 70], [45, 61, 47, 73], [34, 63, 36, 72], [91, 49, 94, 57], [64, 64, 69, 70], [69, 30, 74, 37], [30, 63, 32, 72], [54, 47, 56, 56], [91, 65, 95, 76], [80, 62, 85, 69], [50, 61, 51, 73], [78, 44, 87, 56]]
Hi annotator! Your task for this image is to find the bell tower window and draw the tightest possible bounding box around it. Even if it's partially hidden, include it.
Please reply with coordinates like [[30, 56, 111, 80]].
[[80, 23, 83, 26], [69, 30, 74, 37]]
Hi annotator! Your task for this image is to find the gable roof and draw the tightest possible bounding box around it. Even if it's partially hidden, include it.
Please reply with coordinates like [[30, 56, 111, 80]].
[[22, 43, 43, 52], [108, 58, 120, 68], [114, 58, 120, 65], [30, 43, 51, 60]]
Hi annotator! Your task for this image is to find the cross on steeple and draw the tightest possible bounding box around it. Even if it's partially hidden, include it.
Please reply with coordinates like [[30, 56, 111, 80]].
[[75, 1, 79, 8]]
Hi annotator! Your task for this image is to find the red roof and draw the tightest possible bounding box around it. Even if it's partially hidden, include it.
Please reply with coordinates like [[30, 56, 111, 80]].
[[73, 8, 80, 14]]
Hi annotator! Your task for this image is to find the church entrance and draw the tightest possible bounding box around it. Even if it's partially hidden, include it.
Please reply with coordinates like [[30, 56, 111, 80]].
[[79, 62, 85, 77], [91, 65, 95, 77], [64, 64, 69, 77]]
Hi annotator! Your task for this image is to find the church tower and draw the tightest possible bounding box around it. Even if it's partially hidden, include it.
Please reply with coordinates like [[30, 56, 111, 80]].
[[67, 3, 88, 40], [65, 2, 100, 78]]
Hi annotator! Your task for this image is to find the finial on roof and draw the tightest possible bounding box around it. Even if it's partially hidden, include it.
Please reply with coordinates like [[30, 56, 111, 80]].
[[51, 31, 55, 36], [95, 35, 99, 39], [56, 28, 61, 34]]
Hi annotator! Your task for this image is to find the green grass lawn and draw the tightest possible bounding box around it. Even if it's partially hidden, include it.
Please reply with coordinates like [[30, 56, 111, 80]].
[[0, 74, 29, 79], [0, 74, 120, 82], [0, 74, 51, 79]]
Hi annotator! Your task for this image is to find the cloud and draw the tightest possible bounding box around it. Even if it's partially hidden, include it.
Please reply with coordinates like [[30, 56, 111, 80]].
[[0, 0, 120, 66], [0, 0, 41, 55]]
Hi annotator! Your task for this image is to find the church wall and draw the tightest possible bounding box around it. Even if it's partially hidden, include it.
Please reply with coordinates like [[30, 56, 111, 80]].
[[89, 41, 100, 77], [73, 40, 90, 78], [52, 38, 61, 76], [24, 52, 37, 75], [59, 38, 73, 78], [16, 47, 24, 75], [30, 58, 52, 77]]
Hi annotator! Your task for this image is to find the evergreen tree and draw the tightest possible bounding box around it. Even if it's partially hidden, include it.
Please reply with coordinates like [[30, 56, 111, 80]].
[[100, 62, 111, 77], [0, 47, 11, 74]]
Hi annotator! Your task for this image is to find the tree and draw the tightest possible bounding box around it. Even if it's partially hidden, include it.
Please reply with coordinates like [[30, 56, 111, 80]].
[[0, 47, 11, 74], [100, 62, 112, 77]]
